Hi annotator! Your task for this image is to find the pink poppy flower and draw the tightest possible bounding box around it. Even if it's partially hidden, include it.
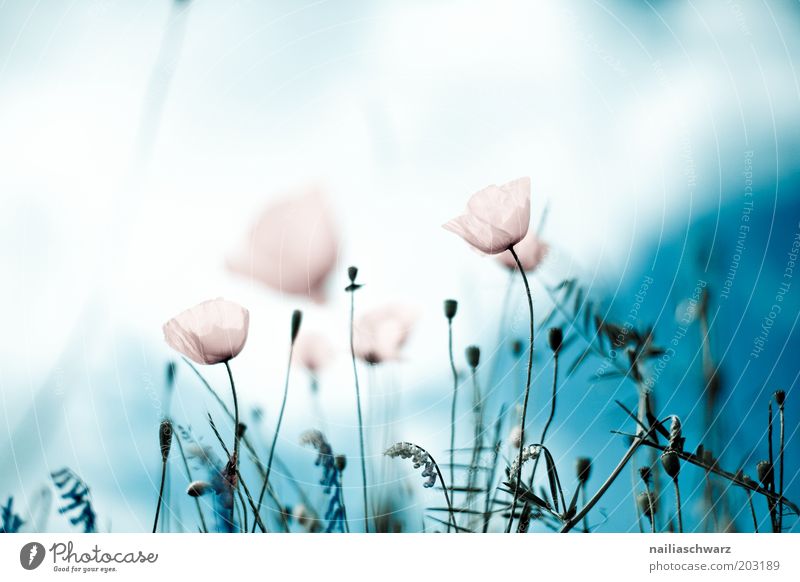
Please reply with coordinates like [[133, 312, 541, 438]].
[[497, 231, 549, 271], [163, 298, 249, 365], [353, 304, 417, 365], [227, 187, 339, 302], [443, 177, 531, 254], [293, 330, 335, 374]]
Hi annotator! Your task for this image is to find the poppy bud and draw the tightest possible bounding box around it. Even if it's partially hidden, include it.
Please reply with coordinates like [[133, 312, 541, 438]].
[[291, 309, 303, 343], [466, 345, 481, 369], [774, 390, 786, 406], [345, 266, 362, 292], [757, 461, 774, 488], [444, 299, 458, 320], [335, 454, 347, 472], [661, 450, 680, 478], [159, 419, 173, 462], [575, 457, 592, 483], [548, 327, 563, 354]]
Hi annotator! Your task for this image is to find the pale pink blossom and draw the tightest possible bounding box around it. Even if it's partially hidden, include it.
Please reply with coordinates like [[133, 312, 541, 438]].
[[293, 330, 335, 374], [497, 231, 549, 271], [163, 298, 249, 365], [353, 304, 417, 365], [227, 187, 339, 302], [443, 177, 531, 254]]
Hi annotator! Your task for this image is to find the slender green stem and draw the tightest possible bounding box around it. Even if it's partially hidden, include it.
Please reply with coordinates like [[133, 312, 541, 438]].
[[528, 353, 559, 488], [174, 432, 208, 533], [152, 461, 167, 533], [747, 491, 759, 533], [673, 477, 683, 533], [644, 483, 655, 533], [348, 290, 370, 533], [506, 246, 534, 533], [768, 402, 777, 532], [560, 425, 656, 533], [224, 361, 240, 531], [623, 435, 799, 514], [581, 483, 589, 532], [779, 403, 785, 532], [447, 319, 458, 533], [252, 342, 294, 531]]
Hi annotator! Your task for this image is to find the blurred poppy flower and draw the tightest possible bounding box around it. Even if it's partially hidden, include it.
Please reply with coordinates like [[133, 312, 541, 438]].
[[228, 187, 339, 302]]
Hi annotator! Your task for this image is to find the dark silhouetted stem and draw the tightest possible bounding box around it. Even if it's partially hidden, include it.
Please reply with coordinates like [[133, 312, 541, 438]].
[[747, 491, 759, 533], [506, 246, 534, 533], [152, 461, 167, 533], [673, 478, 683, 533], [561, 426, 657, 533]]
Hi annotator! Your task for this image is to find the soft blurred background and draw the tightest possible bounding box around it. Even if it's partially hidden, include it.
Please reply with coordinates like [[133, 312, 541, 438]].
[[1, 0, 799, 533]]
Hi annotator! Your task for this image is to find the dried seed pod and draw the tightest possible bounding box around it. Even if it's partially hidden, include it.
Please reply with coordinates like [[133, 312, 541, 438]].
[[639, 466, 652, 486], [511, 340, 524, 357], [774, 389, 786, 407], [661, 450, 680, 479], [443, 299, 458, 320], [668, 416, 683, 452], [159, 419, 173, 462]]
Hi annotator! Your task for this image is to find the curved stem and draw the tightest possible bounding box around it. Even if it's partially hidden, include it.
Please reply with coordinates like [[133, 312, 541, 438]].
[[152, 461, 167, 533], [528, 353, 559, 488], [252, 343, 293, 531], [224, 361, 240, 531], [424, 448, 457, 532], [645, 487, 655, 533], [447, 319, 458, 532], [560, 426, 655, 533], [506, 246, 534, 533], [673, 477, 683, 533], [349, 290, 370, 533]]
